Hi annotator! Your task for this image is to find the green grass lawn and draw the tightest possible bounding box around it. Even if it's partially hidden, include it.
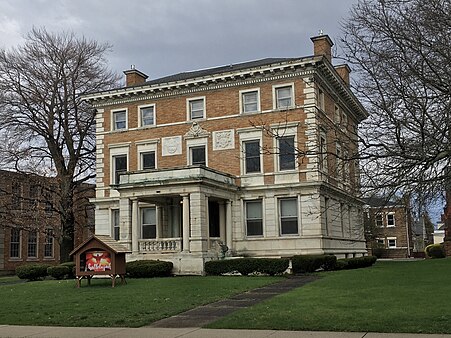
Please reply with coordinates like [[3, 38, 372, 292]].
[[0, 275, 281, 327], [207, 259, 451, 334]]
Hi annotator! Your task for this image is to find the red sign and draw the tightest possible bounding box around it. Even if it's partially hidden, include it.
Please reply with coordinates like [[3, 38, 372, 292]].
[[86, 251, 111, 272]]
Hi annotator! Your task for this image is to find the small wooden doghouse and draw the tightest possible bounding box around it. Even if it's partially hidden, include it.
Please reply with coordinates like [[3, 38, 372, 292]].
[[70, 235, 131, 287]]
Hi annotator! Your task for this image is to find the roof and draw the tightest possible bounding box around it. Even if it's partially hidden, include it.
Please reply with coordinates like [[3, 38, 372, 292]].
[[142, 57, 298, 87], [70, 235, 131, 256], [363, 196, 402, 208]]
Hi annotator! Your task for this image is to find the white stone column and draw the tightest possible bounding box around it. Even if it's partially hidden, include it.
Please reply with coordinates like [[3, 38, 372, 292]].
[[219, 202, 226, 243], [226, 200, 233, 250], [131, 199, 139, 253], [182, 194, 190, 252], [189, 191, 208, 252], [119, 198, 132, 250], [156, 206, 163, 239]]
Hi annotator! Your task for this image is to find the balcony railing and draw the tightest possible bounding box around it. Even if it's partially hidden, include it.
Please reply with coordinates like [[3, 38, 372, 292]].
[[139, 238, 182, 252]]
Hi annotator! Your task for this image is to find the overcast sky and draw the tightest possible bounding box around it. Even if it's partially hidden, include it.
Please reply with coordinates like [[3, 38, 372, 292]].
[[0, 0, 359, 80]]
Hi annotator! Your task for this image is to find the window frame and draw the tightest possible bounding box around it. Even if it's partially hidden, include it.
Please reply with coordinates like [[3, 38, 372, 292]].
[[318, 88, 325, 111], [279, 197, 299, 235], [386, 212, 396, 227], [239, 88, 260, 114], [245, 199, 264, 237], [10, 228, 21, 259], [111, 108, 128, 131], [243, 139, 262, 174], [189, 145, 207, 166], [319, 130, 328, 172], [387, 237, 397, 248], [375, 213, 383, 227], [141, 207, 157, 239], [27, 230, 38, 259], [273, 83, 295, 110], [277, 135, 296, 171], [141, 151, 156, 170], [112, 209, 120, 241], [112, 154, 128, 185], [187, 97, 206, 120], [44, 228, 54, 258], [138, 104, 156, 127]]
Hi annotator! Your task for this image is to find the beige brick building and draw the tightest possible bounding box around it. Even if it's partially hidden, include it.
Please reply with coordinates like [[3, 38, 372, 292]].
[[83, 35, 368, 274]]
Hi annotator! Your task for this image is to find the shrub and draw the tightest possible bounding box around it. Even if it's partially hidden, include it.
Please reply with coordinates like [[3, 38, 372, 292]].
[[336, 256, 377, 270], [47, 265, 70, 280], [204, 258, 289, 276], [16, 264, 50, 281], [334, 259, 349, 270], [126, 260, 173, 278], [60, 261, 76, 279], [425, 244, 445, 259], [291, 255, 337, 273]]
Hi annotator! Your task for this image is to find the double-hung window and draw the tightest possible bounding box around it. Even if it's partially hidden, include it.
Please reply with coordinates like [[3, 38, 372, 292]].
[[387, 213, 395, 227], [241, 90, 259, 113], [245, 200, 263, 236], [387, 238, 397, 248], [244, 140, 261, 174], [113, 155, 127, 184], [112, 209, 120, 241], [140, 105, 155, 127], [44, 229, 54, 257], [275, 85, 293, 109], [27, 230, 37, 258], [188, 98, 205, 120], [10, 228, 20, 258], [141, 151, 156, 170], [319, 132, 327, 171], [280, 198, 298, 235], [278, 136, 296, 171], [375, 214, 383, 227], [189, 145, 206, 166], [142, 207, 156, 239], [112, 110, 127, 130]]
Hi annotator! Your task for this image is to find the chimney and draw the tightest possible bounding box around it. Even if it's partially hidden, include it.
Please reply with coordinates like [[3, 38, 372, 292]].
[[310, 34, 334, 62], [123, 66, 148, 87], [334, 64, 351, 87]]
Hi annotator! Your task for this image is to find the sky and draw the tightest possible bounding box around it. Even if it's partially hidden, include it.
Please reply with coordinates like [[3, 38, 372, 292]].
[[0, 0, 359, 81]]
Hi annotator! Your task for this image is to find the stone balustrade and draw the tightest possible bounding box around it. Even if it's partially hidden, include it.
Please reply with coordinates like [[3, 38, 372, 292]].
[[138, 238, 182, 252]]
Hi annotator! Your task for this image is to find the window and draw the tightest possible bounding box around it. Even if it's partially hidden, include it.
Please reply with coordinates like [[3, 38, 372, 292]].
[[319, 132, 327, 171], [113, 155, 127, 184], [112, 110, 127, 130], [334, 104, 340, 123], [318, 88, 325, 110], [245, 200, 263, 236], [142, 207, 156, 239], [376, 238, 385, 246], [280, 198, 298, 235], [375, 214, 383, 227], [112, 209, 120, 241], [275, 85, 293, 109], [341, 112, 348, 129], [27, 230, 37, 258], [141, 151, 156, 170], [44, 229, 54, 257], [189, 145, 206, 166], [44, 191, 53, 215], [387, 213, 395, 227], [336, 143, 342, 179], [343, 149, 350, 183], [29, 184, 40, 209], [244, 140, 261, 174], [10, 228, 20, 258], [12, 182, 22, 210], [387, 238, 397, 248], [278, 136, 296, 171], [188, 98, 205, 120], [139, 105, 155, 127], [241, 90, 259, 113]]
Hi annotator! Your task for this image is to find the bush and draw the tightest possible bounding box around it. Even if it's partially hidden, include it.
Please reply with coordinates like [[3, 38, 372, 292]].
[[16, 264, 50, 281], [425, 244, 446, 259], [336, 256, 377, 270], [334, 259, 349, 270], [126, 260, 173, 278], [291, 255, 337, 273], [47, 265, 70, 280], [60, 261, 76, 279], [204, 258, 289, 276]]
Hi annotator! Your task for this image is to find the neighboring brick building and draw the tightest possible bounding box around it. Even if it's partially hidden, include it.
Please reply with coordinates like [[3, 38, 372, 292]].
[[364, 197, 414, 258], [0, 170, 94, 273], [83, 35, 368, 274]]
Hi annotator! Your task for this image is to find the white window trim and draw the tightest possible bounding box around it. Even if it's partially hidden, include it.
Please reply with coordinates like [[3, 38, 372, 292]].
[[111, 108, 128, 131], [44, 228, 54, 258], [319, 130, 328, 172], [386, 212, 396, 227], [186, 96, 206, 121], [110, 145, 130, 185], [138, 104, 156, 128], [336, 143, 342, 180], [272, 126, 298, 172], [375, 213, 384, 227], [243, 198, 265, 238], [186, 138, 208, 166], [272, 83, 295, 110], [387, 237, 397, 248], [137, 142, 158, 170], [239, 88, 261, 114], [278, 196, 300, 236], [318, 87, 325, 111], [27, 230, 38, 259], [110, 208, 120, 240], [140, 206, 158, 239], [10, 228, 22, 260]]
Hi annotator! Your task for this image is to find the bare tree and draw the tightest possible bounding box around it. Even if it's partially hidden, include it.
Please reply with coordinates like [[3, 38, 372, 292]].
[[340, 0, 451, 207], [0, 28, 119, 261]]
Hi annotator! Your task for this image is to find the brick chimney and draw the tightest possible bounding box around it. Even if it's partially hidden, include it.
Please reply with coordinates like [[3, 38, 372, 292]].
[[123, 66, 148, 87], [311, 34, 334, 62], [334, 64, 351, 87]]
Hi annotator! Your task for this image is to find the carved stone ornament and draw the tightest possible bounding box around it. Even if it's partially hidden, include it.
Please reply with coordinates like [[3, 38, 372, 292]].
[[162, 136, 182, 156], [184, 122, 210, 139], [213, 129, 235, 150]]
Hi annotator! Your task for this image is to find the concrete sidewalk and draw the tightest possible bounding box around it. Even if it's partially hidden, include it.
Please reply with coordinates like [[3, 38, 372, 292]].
[[1, 325, 451, 338]]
